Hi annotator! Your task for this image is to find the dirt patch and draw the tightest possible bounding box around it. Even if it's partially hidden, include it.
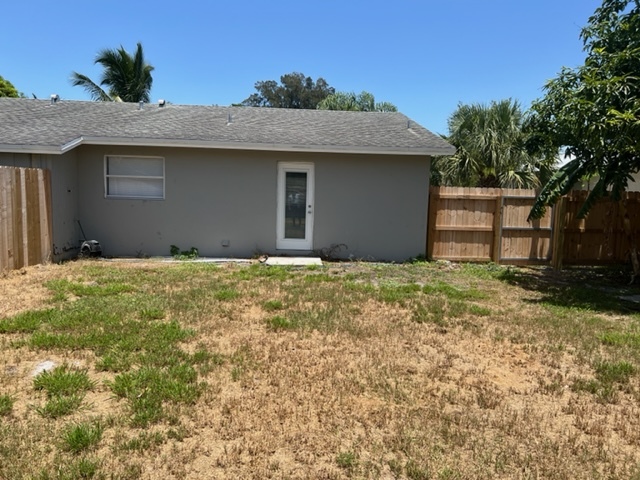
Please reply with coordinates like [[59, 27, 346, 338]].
[[0, 263, 69, 318]]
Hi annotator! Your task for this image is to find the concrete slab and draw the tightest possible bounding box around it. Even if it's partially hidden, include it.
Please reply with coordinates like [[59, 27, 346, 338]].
[[264, 257, 323, 266], [102, 257, 253, 264]]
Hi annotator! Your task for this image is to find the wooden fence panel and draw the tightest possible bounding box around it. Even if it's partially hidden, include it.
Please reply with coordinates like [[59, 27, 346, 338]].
[[560, 191, 640, 265], [0, 167, 52, 273], [500, 196, 553, 262], [428, 187, 553, 264], [428, 187, 498, 261], [428, 187, 640, 266]]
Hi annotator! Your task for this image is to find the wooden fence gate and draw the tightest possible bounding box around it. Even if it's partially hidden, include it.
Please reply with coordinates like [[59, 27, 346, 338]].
[[0, 166, 52, 272]]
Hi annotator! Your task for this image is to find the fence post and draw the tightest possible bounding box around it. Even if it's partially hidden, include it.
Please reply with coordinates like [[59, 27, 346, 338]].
[[491, 193, 503, 263], [551, 196, 567, 271]]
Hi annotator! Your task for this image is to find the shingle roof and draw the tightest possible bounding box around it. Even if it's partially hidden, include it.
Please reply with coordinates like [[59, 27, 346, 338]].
[[0, 98, 455, 156]]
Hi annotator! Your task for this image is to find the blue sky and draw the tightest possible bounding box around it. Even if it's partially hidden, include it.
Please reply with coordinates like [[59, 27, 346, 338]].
[[2, 0, 602, 135]]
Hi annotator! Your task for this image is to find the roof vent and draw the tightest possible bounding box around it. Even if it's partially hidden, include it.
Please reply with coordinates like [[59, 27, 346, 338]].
[[227, 112, 233, 125], [50, 94, 60, 105], [158, 99, 166, 107], [138, 101, 144, 110]]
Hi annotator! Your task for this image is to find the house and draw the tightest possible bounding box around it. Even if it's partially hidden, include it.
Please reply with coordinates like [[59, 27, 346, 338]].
[[0, 98, 455, 262]]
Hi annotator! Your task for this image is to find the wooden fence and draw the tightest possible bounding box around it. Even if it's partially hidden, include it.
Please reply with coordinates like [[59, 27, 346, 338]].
[[427, 186, 640, 266], [0, 167, 52, 273], [555, 190, 640, 268]]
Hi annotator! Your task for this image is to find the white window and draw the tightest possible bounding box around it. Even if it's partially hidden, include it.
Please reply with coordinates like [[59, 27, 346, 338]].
[[105, 156, 164, 199]]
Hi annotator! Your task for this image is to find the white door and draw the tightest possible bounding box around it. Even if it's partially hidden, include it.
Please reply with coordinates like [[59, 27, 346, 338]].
[[277, 162, 314, 250]]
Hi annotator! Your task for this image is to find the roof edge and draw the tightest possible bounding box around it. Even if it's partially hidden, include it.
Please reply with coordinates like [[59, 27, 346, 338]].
[[1, 136, 456, 157], [73, 136, 456, 156], [0, 144, 62, 155]]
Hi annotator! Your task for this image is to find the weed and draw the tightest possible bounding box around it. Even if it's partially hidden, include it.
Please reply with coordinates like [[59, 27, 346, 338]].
[[115, 431, 165, 453], [61, 421, 104, 453], [263, 300, 284, 311], [336, 451, 357, 470], [214, 287, 240, 301], [412, 302, 446, 326], [108, 364, 202, 427], [140, 307, 165, 320], [595, 360, 635, 384], [0, 394, 14, 416], [379, 283, 421, 304], [34, 394, 85, 418], [33, 365, 95, 398], [406, 459, 431, 480], [266, 315, 297, 331], [468, 304, 491, 316], [600, 332, 640, 347], [0, 309, 54, 333], [170, 245, 199, 259]]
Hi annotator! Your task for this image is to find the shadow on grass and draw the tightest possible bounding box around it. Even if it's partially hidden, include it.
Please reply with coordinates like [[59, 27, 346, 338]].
[[497, 265, 640, 314]]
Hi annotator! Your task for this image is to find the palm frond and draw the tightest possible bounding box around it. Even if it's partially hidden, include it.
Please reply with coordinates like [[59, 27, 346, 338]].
[[69, 72, 111, 101]]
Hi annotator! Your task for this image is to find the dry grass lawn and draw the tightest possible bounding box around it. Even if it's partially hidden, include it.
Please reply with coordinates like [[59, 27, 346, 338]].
[[1, 259, 639, 479]]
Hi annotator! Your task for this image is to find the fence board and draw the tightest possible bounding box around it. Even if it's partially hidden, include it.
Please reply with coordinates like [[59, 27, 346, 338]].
[[0, 166, 52, 273]]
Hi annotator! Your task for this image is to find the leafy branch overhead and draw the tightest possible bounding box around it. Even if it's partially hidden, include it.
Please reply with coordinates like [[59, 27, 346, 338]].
[[528, 0, 640, 220]]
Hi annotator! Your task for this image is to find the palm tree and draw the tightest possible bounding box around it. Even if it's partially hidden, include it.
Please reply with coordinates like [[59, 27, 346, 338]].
[[71, 43, 154, 102], [433, 99, 556, 188]]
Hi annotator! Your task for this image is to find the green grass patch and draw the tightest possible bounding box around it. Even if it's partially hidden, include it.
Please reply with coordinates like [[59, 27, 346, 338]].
[[0, 309, 55, 333], [109, 364, 203, 427], [336, 451, 358, 471], [600, 331, 640, 347], [0, 394, 14, 416], [33, 365, 95, 399], [33, 365, 95, 419], [423, 281, 486, 300], [46, 278, 134, 299], [214, 287, 240, 301], [115, 431, 165, 453], [379, 283, 421, 304], [263, 300, 284, 311], [34, 394, 86, 419], [61, 421, 104, 453], [594, 360, 635, 384], [233, 264, 292, 281], [140, 307, 165, 320], [266, 315, 298, 331]]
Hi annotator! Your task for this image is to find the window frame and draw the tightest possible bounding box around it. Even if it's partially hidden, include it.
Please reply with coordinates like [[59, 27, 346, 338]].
[[104, 155, 165, 200]]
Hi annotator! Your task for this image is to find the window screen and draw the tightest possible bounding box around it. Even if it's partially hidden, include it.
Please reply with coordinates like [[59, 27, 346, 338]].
[[105, 156, 164, 199]]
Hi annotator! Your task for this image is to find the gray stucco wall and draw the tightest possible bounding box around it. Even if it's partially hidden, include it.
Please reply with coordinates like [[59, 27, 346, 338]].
[[70, 145, 429, 261], [0, 151, 79, 262]]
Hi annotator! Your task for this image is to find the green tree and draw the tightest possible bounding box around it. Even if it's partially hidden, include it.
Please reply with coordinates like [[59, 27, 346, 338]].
[[240, 72, 334, 109], [0, 75, 23, 98], [528, 0, 640, 220], [433, 99, 556, 188], [71, 43, 154, 102], [528, 0, 640, 277], [317, 91, 398, 112]]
